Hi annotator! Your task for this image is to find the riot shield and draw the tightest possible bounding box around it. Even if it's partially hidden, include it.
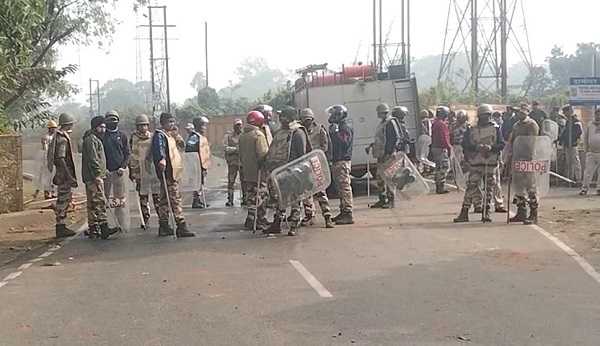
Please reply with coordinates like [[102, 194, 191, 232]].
[[449, 148, 466, 190], [380, 152, 430, 199], [199, 135, 212, 169], [270, 149, 331, 209], [541, 119, 559, 162], [34, 149, 54, 193], [416, 134, 435, 168], [511, 136, 552, 198], [105, 172, 131, 232], [181, 152, 202, 192], [139, 156, 161, 196]]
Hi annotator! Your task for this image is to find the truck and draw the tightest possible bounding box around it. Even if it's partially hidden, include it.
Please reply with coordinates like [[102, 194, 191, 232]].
[[294, 63, 420, 178]]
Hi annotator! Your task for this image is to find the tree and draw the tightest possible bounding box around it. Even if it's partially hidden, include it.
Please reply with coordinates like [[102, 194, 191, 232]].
[[0, 0, 146, 133], [522, 66, 553, 99], [190, 72, 207, 93], [547, 43, 600, 88], [218, 57, 287, 100]]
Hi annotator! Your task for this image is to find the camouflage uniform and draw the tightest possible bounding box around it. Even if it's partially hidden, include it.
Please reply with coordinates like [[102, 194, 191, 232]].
[[239, 124, 270, 227], [223, 130, 245, 204], [332, 161, 353, 214], [372, 117, 396, 205], [130, 130, 160, 226], [49, 130, 77, 226], [302, 121, 332, 219], [82, 129, 108, 227]]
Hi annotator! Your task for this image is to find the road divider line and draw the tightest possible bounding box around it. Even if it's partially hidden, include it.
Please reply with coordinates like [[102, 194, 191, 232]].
[[289, 260, 333, 298], [18, 263, 32, 270], [531, 224, 600, 285], [3, 271, 23, 281], [199, 212, 228, 216]]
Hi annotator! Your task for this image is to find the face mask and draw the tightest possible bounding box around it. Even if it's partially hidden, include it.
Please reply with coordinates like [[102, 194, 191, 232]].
[[106, 122, 118, 130]]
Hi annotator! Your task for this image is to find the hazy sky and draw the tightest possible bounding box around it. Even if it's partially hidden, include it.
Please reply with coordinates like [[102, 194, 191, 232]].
[[60, 0, 600, 104]]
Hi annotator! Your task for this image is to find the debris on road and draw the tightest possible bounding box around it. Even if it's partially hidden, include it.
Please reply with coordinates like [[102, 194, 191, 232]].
[[41, 262, 61, 267]]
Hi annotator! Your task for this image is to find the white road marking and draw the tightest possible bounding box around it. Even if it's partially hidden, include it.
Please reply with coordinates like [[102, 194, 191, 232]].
[[18, 263, 32, 270], [289, 260, 333, 298], [531, 224, 600, 285], [0, 282, 6, 288], [3, 271, 23, 281], [199, 212, 227, 216], [38, 251, 53, 258]]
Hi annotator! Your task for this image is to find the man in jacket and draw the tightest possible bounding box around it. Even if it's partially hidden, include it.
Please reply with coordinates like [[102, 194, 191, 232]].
[[431, 106, 452, 194], [82, 116, 119, 239], [454, 104, 504, 223], [129, 114, 160, 229], [239, 111, 270, 231], [580, 108, 600, 195], [49, 113, 78, 238], [559, 105, 583, 184], [223, 118, 244, 207], [328, 105, 355, 225], [102, 110, 130, 230], [152, 112, 195, 237], [300, 108, 334, 228]]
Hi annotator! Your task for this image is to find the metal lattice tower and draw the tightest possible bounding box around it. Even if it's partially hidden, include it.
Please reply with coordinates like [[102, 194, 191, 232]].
[[438, 0, 533, 102]]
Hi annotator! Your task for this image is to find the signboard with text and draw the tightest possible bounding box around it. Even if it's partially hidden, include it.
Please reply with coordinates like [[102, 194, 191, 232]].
[[570, 77, 600, 105]]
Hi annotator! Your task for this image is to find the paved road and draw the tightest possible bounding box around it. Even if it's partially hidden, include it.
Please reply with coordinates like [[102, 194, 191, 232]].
[[0, 188, 599, 345]]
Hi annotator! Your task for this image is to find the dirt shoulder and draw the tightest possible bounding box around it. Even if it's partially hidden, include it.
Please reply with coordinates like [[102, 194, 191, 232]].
[[538, 187, 600, 271]]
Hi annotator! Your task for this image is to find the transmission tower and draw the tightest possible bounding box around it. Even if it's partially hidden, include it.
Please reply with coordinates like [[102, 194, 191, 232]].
[[438, 0, 533, 102]]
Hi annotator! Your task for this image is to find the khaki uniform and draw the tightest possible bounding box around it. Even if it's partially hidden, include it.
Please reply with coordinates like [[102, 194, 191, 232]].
[[82, 129, 108, 226], [154, 129, 185, 225], [49, 130, 77, 226], [130, 131, 160, 224], [372, 118, 394, 202], [303, 122, 332, 219], [332, 161, 353, 213], [223, 131, 246, 201], [239, 124, 270, 225]]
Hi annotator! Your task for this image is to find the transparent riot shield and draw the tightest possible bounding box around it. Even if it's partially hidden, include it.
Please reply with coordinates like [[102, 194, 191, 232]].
[[139, 157, 161, 196], [416, 134, 435, 168], [511, 136, 552, 198], [541, 119, 559, 161], [449, 148, 466, 190], [34, 149, 55, 194], [104, 172, 131, 232], [270, 149, 331, 209], [380, 152, 430, 200], [181, 152, 202, 192]]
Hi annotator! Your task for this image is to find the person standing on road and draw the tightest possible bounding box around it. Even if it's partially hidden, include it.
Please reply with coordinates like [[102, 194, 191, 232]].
[[451, 110, 469, 171], [300, 108, 334, 228], [239, 111, 270, 232], [263, 107, 309, 236], [35, 120, 58, 200], [328, 105, 355, 225], [82, 116, 119, 239], [253, 104, 274, 145], [102, 110, 130, 220], [152, 112, 195, 238], [580, 108, 600, 196], [391, 106, 412, 153], [129, 114, 160, 229], [186, 116, 211, 208], [559, 105, 583, 185], [529, 101, 547, 129], [454, 104, 504, 223], [508, 106, 542, 225], [366, 103, 401, 208], [48, 113, 78, 238], [223, 119, 244, 207], [431, 106, 452, 194]]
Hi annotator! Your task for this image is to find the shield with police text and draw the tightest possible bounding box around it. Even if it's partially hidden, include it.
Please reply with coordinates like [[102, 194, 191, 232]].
[[380, 152, 430, 200], [270, 149, 331, 209], [511, 136, 552, 198]]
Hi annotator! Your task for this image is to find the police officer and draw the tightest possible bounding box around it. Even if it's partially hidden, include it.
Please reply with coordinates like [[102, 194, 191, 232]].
[[129, 114, 160, 229], [366, 103, 401, 208], [223, 119, 244, 207], [300, 108, 334, 228], [184, 121, 204, 208], [152, 112, 195, 237], [239, 111, 270, 231], [263, 106, 309, 236], [82, 116, 119, 239], [559, 105, 583, 184], [192, 116, 212, 208], [253, 105, 274, 145], [391, 106, 411, 152], [49, 113, 78, 238], [509, 105, 541, 224], [451, 110, 469, 171], [35, 120, 58, 200], [102, 110, 130, 224], [431, 106, 452, 194], [454, 104, 504, 223], [328, 105, 355, 225]]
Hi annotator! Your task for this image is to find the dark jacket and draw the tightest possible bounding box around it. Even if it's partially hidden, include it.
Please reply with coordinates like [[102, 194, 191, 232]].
[[329, 121, 353, 162], [185, 132, 200, 153], [103, 129, 130, 172], [384, 118, 402, 156], [559, 118, 583, 148], [151, 129, 176, 181], [81, 130, 107, 183]]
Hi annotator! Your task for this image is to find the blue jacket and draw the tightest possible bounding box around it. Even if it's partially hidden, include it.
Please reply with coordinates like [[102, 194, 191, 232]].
[[329, 121, 353, 162], [151, 129, 175, 181]]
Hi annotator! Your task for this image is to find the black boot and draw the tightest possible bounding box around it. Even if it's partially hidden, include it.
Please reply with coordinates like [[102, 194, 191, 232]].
[[335, 212, 354, 225], [192, 198, 203, 209], [524, 206, 538, 225], [509, 206, 527, 223], [453, 207, 470, 223], [158, 221, 174, 237], [56, 224, 76, 238], [481, 208, 492, 223], [100, 223, 119, 240], [85, 224, 101, 239], [226, 192, 234, 207], [324, 215, 335, 229], [436, 183, 450, 194], [176, 222, 195, 237], [264, 216, 282, 234], [332, 213, 343, 222], [370, 195, 387, 208], [301, 216, 314, 227]]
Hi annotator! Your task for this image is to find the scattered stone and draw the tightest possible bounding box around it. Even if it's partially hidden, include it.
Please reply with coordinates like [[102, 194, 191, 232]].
[[141, 272, 150, 276], [42, 262, 61, 267], [221, 236, 227, 240], [456, 335, 471, 342], [162, 279, 167, 283], [68, 257, 74, 261]]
